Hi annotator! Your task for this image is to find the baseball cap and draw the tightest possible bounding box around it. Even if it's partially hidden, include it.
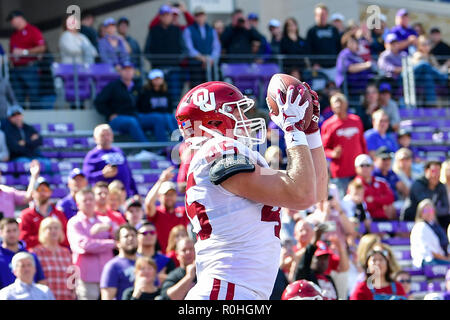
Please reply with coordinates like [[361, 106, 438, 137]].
[[34, 177, 50, 190], [379, 82, 392, 93], [355, 154, 373, 167], [430, 27, 440, 34], [120, 61, 135, 69], [148, 69, 164, 80], [268, 19, 281, 28], [330, 13, 345, 22], [6, 10, 24, 22], [385, 33, 398, 44], [396, 9, 408, 17], [193, 6, 206, 16], [117, 16, 130, 25], [375, 146, 394, 160], [69, 168, 86, 180], [124, 197, 142, 210], [103, 17, 116, 26], [248, 13, 259, 20], [7, 104, 24, 118], [379, 14, 387, 23], [159, 181, 177, 195], [314, 241, 333, 257], [397, 128, 411, 137], [159, 5, 173, 15]]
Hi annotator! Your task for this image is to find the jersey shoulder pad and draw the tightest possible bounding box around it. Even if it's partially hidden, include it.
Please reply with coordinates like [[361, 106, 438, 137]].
[[209, 154, 255, 185]]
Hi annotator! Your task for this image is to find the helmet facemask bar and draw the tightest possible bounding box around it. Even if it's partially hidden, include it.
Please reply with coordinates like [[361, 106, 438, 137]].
[[220, 96, 266, 146]]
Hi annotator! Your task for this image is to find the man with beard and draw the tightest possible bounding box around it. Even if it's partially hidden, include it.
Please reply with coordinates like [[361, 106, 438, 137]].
[[18, 177, 69, 250], [100, 224, 138, 300]]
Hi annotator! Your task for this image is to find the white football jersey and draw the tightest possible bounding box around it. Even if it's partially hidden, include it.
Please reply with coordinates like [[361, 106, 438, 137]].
[[185, 136, 281, 299]]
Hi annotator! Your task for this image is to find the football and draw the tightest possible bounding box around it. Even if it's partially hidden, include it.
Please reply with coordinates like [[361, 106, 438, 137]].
[[266, 73, 313, 130]]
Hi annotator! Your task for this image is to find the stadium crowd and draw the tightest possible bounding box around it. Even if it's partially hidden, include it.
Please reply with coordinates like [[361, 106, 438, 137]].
[[0, 2, 449, 300]]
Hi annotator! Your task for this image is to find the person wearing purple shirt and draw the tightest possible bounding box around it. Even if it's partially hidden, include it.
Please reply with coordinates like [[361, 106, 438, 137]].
[[364, 109, 399, 159], [56, 168, 88, 220], [98, 18, 130, 69], [83, 124, 137, 198], [100, 224, 138, 300], [389, 9, 418, 54], [378, 33, 407, 80]]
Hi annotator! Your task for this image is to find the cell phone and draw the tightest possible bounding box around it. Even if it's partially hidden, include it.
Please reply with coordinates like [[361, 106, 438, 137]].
[[323, 221, 337, 232]]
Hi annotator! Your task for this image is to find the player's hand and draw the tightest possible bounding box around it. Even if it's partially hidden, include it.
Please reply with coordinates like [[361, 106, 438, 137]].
[[270, 84, 310, 134], [302, 82, 320, 135]]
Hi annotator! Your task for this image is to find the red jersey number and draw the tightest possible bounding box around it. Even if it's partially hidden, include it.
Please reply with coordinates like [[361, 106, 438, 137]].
[[186, 173, 212, 240], [261, 205, 281, 238]]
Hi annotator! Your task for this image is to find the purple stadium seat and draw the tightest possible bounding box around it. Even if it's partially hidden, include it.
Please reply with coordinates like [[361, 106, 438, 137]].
[[52, 63, 92, 102], [87, 63, 120, 94], [0, 175, 17, 185], [31, 123, 42, 133], [43, 137, 75, 149], [383, 237, 410, 246], [0, 162, 16, 173], [404, 266, 425, 276], [137, 184, 151, 196], [393, 250, 411, 261], [370, 221, 398, 233], [409, 281, 428, 293], [52, 175, 63, 185], [133, 173, 160, 184], [59, 151, 87, 158], [397, 221, 415, 233], [128, 161, 142, 170], [47, 123, 75, 133], [423, 264, 450, 279], [157, 160, 172, 169], [41, 151, 60, 158]]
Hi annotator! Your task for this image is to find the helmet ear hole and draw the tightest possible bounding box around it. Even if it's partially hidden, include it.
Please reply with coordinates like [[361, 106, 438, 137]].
[[208, 120, 222, 127]]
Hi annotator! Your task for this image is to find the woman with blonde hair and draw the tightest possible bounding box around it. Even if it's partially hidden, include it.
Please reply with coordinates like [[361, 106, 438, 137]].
[[165, 225, 189, 267], [410, 198, 450, 268], [30, 217, 76, 300], [122, 257, 160, 300]]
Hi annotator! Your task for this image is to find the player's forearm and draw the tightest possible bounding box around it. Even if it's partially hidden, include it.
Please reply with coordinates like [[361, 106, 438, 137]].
[[309, 145, 328, 202]]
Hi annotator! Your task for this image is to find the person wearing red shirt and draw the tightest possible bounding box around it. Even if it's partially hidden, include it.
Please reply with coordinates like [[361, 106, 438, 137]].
[[350, 248, 407, 300], [19, 177, 69, 250], [7, 10, 46, 108], [145, 166, 189, 253], [93, 181, 127, 226], [148, 2, 195, 31], [353, 154, 396, 220], [321, 93, 367, 197]]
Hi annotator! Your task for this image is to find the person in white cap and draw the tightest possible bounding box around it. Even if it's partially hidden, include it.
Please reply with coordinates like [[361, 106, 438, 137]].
[[354, 154, 396, 221], [144, 166, 189, 254], [330, 13, 345, 34], [268, 19, 282, 54]]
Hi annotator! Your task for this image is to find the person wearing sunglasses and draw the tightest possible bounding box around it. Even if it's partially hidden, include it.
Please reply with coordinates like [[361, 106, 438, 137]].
[[394, 270, 412, 299], [350, 248, 407, 300], [137, 222, 175, 287]]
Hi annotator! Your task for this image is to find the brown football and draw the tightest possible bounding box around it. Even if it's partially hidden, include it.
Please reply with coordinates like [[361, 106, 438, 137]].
[[266, 73, 313, 130]]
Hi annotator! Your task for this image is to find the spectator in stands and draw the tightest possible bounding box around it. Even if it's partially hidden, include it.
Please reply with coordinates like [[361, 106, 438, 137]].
[[393, 148, 417, 201], [145, 167, 189, 254], [364, 109, 399, 158], [350, 247, 407, 300], [373, 146, 409, 205], [341, 179, 371, 229], [30, 217, 76, 300], [321, 93, 367, 197], [3, 105, 44, 162], [98, 18, 130, 70], [377, 33, 405, 82], [137, 222, 175, 287], [280, 17, 308, 72], [160, 237, 196, 300], [93, 181, 127, 226], [402, 160, 449, 229], [0, 76, 18, 120], [292, 223, 339, 300], [122, 256, 160, 300], [0, 218, 46, 288], [107, 180, 127, 214], [356, 83, 379, 131], [83, 124, 138, 197], [411, 35, 449, 108], [264, 145, 286, 170], [144, 4, 184, 103], [19, 177, 69, 250], [148, 2, 194, 31], [123, 196, 146, 230], [429, 27, 450, 66], [213, 20, 225, 43], [59, 14, 98, 64], [412, 22, 426, 37], [354, 154, 396, 221], [446, 270, 450, 300], [183, 6, 221, 86], [389, 9, 418, 54], [410, 199, 450, 268], [220, 9, 261, 59], [80, 10, 98, 50], [8, 10, 46, 108], [0, 123, 8, 161], [285, 219, 313, 281], [100, 224, 138, 300], [330, 13, 346, 35], [396, 128, 413, 151], [378, 83, 400, 132], [137, 69, 178, 135], [165, 224, 189, 267], [440, 159, 450, 208], [369, 14, 387, 57], [267, 19, 282, 54], [67, 188, 115, 300], [0, 159, 39, 218], [117, 17, 142, 72], [56, 168, 87, 220], [394, 270, 413, 299], [247, 13, 270, 55], [0, 252, 54, 300], [306, 3, 341, 81]]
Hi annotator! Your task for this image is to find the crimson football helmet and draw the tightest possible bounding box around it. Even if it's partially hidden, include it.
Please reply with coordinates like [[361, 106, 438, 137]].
[[175, 81, 266, 148], [281, 280, 324, 300]]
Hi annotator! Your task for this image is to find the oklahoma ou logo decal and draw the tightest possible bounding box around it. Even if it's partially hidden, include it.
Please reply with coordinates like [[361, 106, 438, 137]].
[[192, 88, 216, 112]]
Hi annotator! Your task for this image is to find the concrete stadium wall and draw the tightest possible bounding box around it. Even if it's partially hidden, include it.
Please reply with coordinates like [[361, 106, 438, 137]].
[[23, 109, 105, 131]]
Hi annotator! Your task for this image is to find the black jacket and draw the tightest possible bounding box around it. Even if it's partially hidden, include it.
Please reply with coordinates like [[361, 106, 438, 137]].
[[3, 121, 42, 159], [137, 88, 173, 114], [94, 79, 140, 121], [144, 24, 183, 66], [220, 25, 261, 54], [306, 24, 341, 68]]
